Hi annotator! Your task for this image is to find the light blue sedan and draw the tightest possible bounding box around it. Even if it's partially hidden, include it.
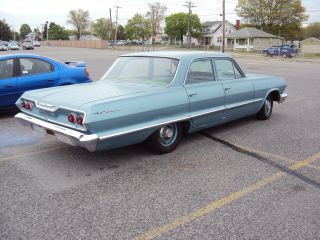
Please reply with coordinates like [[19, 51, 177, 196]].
[[15, 51, 287, 154]]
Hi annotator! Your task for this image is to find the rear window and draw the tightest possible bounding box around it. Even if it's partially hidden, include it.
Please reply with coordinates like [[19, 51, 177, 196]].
[[102, 57, 179, 85]]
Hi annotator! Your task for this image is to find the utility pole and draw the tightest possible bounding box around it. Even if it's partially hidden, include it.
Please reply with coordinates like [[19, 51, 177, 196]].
[[46, 21, 49, 42], [222, 0, 225, 53], [114, 5, 121, 42], [109, 8, 113, 39], [183, 1, 196, 48]]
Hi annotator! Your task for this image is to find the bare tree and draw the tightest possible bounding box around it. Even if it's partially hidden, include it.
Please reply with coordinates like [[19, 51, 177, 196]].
[[67, 9, 90, 39], [146, 2, 167, 40]]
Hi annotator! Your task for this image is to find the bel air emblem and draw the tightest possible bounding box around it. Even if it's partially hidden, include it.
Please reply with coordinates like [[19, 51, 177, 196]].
[[93, 109, 120, 114]]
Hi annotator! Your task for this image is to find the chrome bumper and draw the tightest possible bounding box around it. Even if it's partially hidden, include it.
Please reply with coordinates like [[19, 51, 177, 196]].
[[15, 113, 98, 151], [279, 92, 288, 103]]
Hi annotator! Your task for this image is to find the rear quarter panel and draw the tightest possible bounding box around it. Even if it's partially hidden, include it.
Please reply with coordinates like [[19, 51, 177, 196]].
[[247, 74, 286, 112], [84, 86, 190, 141]]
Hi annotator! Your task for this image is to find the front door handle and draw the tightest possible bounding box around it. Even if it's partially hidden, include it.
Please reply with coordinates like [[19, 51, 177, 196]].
[[47, 79, 54, 83], [5, 85, 14, 88], [224, 87, 232, 91]]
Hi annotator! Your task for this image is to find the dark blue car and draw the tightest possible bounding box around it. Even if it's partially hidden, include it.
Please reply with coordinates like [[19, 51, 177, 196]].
[[0, 54, 92, 110]]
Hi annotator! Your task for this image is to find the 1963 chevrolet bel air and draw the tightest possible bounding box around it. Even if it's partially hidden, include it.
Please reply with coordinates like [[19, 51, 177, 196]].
[[15, 51, 287, 153]]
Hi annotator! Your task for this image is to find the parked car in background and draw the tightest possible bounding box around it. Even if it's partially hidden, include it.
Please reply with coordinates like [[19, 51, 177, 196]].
[[8, 43, 20, 50], [32, 41, 40, 47], [263, 45, 297, 58], [15, 52, 287, 154], [0, 54, 92, 110], [22, 41, 34, 50], [0, 43, 8, 51], [10, 40, 20, 46], [0, 40, 9, 46]]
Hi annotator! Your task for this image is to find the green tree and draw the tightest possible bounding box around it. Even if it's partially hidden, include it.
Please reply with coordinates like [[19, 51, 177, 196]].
[[303, 22, 320, 39], [146, 2, 167, 37], [48, 22, 69, 40], [116, 25, 126, 40], [42, 21, 48, 40], [20, 23, 31, 39], [164, 12, 201, 42], [0, 19, 12, 41], [235, 0, 308, 38], [125, 13, 151, 40], [67, 9, 90, 39], [93, 18, 112, 40]]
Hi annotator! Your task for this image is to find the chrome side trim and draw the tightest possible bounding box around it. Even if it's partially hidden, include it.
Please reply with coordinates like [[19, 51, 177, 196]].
[[15, 113, 97, 151], [99, 116, 191, 140], [279, 92, 288, 103], [190, 106, 225, 118]]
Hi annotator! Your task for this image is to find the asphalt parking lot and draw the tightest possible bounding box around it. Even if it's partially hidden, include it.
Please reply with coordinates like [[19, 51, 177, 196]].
[[1, 47, 320, 240]]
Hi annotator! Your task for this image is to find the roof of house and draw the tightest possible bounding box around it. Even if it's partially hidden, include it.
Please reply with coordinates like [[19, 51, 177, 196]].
[[202, 21, 221, 27], [300, 37, 320, 43], [226, 27, 282, 39]]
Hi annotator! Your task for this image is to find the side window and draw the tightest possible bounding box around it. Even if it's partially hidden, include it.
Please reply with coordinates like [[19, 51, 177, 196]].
[[0, 59, 14, 80], [186, 59, 215, 84], [215, 59, 243, 80], [215, 59, 236, 80], [20, 58, 52, 76]]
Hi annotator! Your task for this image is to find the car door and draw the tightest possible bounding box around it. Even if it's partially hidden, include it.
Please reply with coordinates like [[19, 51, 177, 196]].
[[18, 57, 59, 93], [214, 58, 254, 120], [0, 58, 19, 108], [184, 58, 226, 128]]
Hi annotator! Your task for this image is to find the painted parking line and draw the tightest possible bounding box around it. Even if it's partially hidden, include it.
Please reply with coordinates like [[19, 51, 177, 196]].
[[232, 143, 320, 172], [135, 151, 320, 240], [0, 146, 67, 162]]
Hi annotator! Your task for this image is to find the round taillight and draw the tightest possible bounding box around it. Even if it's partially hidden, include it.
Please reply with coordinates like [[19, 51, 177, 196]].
[[76, 115, 84, 126], [26, 102, 33, 110], [21, 101, 26, 108], [68, 113, 76, 123]]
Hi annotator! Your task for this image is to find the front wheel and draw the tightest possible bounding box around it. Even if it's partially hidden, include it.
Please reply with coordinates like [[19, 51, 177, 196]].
[[256, 96, 273, 120], [146, 123, 182, 154]]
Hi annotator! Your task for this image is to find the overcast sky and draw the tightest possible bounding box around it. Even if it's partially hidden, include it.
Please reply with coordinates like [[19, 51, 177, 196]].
[[1, 0, 319, 31]]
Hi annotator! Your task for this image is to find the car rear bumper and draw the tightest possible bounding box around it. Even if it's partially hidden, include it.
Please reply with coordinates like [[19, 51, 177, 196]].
[[15, 113, 98, 151], [279, 92, 288, 103]]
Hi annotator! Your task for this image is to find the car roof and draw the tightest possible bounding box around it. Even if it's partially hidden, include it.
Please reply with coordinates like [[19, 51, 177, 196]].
[[0, 53, 40, 59], [121, 51, 230, 60]]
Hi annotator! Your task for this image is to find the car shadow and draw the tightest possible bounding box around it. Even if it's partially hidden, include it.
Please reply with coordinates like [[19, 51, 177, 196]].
[[0, 108, 19, 119]]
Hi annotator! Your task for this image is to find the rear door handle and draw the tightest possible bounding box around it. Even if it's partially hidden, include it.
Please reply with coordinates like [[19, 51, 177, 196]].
[[189, 93, 198, 97], [5, 85, 14, 88], [47, 79, 54, 83], [224, 87, 232, 91]]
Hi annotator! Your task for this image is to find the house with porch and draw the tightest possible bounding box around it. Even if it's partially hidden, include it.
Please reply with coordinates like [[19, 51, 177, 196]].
[[226, 27, 283, 51], [198, 21, 237, 47]]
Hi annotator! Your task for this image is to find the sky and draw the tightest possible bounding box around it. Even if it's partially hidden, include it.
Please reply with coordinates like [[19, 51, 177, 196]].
[[1, 0, 319, 31]]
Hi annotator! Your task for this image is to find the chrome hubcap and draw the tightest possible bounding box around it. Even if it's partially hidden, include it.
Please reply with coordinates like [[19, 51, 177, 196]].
[[265, 99, 271, 116], [159, 124, 177, 146]]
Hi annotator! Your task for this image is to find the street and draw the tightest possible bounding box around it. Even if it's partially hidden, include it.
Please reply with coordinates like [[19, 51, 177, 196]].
[[1, 47, 320, 240]]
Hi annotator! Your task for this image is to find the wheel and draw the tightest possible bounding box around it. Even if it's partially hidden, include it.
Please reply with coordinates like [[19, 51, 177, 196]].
[[256, 95, 273, 120], [282, 53, 288, 58], [146, 123, 182, 154], [264, 52, 269, 57]]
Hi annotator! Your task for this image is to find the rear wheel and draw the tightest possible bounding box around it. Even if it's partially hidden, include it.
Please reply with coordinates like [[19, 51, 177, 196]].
[[256, 95, 273, 120], [146, 123, 182, 154]]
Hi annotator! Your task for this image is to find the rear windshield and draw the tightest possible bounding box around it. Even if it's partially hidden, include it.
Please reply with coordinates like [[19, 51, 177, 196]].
[[101, 56, 179, 85]]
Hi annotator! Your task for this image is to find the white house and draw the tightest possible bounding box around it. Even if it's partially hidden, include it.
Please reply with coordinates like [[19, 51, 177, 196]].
[[199, 21, 237, 47]]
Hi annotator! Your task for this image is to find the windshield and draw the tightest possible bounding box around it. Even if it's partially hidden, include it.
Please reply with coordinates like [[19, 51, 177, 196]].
[[102, 56, 179, 85]]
